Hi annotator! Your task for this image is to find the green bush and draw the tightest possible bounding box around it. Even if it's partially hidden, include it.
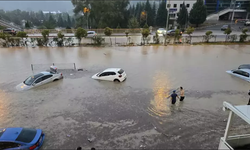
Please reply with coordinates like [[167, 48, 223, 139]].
[[204, 31, 213, 43], [16, 31, 28, 38], [141, 28, 150, 45], [224, 28, 232, 42], [75, 27, 87, 45], [153, 32, 160, 44], [92, 35, 104, 45], [239, 28, 248, 42]]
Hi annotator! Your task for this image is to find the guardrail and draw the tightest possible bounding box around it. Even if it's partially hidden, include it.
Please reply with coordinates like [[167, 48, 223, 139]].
[[23, 28, 143, 34]]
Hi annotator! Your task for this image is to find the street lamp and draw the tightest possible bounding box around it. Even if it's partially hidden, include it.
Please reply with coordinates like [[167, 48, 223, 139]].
[[165, 0, 170, 45], [83, 7, 90, 29], [231, 0, 236, 24]]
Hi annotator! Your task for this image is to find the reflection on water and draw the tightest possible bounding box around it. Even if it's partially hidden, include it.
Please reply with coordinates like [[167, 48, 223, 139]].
[[148, 71, 172, 118], [0, 91, 10, 125]]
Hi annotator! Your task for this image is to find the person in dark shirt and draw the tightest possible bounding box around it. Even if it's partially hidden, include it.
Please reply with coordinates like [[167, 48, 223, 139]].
[[171, 90, 179, 104]]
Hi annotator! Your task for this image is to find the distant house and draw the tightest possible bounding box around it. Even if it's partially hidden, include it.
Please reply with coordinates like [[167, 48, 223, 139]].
[[42, 11, 62, 14]]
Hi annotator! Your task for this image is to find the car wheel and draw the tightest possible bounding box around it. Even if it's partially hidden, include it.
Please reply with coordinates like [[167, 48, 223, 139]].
[[53, 79, 59, 82], [114, 79, 120, 82]]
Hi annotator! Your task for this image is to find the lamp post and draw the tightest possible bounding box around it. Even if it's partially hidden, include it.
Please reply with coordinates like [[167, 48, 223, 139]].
[[231, 0, 236, 24], [164, 0, 170, 45]]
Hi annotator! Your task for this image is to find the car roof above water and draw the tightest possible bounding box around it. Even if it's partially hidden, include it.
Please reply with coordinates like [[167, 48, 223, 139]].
[[103, 68, 122, 72], [40, 71, 51, 75], [238, 64, 250, 69]]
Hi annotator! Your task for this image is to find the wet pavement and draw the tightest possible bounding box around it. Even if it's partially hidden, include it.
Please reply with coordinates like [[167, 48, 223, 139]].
[[0, 45, 250, 149]]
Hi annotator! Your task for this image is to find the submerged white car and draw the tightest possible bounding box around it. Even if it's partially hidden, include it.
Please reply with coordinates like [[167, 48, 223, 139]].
[[226, 69, 250, 82], [92, 68, 126, 82], [16, 69, 63, 91]]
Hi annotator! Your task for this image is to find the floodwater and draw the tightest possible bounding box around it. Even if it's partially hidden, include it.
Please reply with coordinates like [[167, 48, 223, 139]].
[[0, 45, 250, 149]]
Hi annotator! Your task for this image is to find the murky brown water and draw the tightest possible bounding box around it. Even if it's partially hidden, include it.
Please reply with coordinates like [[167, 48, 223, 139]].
[[0, 45, 250, 149]]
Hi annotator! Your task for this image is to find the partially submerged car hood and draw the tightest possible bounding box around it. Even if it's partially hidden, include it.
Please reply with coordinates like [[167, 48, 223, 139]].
[[91, 73, 99, 79], [16, 82, 32, 91]]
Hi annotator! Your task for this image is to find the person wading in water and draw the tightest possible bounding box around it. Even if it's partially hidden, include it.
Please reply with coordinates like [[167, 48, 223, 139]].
[[180, 87, 185, 101], [170, 90, 179, 104]]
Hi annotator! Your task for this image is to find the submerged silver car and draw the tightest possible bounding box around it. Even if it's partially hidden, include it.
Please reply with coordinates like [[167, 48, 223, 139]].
[[16, 71, 63, 91]]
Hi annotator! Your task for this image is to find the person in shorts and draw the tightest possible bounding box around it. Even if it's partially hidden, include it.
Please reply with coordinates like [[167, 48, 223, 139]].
[[171, 90, 179, 104], [180, 87, 185, 101]]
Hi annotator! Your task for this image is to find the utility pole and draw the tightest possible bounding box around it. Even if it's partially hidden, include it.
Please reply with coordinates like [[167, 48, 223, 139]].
[[164, 0, 170, 45], [231, 0, 236, 24]]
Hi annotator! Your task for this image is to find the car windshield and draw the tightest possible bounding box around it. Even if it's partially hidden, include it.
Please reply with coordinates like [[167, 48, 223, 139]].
[[118, 69, 124, 74], [23, 73, 43, 85], [16, 128, 37, 143]]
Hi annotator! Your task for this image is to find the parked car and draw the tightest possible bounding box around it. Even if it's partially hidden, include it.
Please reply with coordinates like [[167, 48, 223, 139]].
[[157, 28, 166, 36], [86, 31, 97, 38], [92, 68, 127, 82], [166, 29, 183, 36], [16, 66, 63, 91], [3, 28, 16, 35], [0, 127, 45, 150], [238, 64, 250, 69], [244, 21, 250, 26], [226, 69, 250, 82], [221, 25, 230, 31]]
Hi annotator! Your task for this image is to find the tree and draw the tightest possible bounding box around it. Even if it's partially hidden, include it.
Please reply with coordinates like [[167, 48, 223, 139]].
[[128, 17, 140, 29], [72, 0, 129, 28], [41, 29, 50, 46], [189, 0, 207, 27], [57, 14, 64, 27], [177, 2, 188, 29], [145, 0, 154, 26], [246, 6, 250, 19], [56, 31, 64, 46], [239, 28, 248, 42], [156, 0, 168, 27], [152, 2, 156, 26], [104, 27, 113, 45], [224, 27, 232, 41], [67, 14, 72, 27], [204, 31, 213, 43], [74, 27, 87, 45], [186, 27, 195, 43], [43, 14, 57, 29], [141, 24, 150, 45], [25, 21, 31, 29]]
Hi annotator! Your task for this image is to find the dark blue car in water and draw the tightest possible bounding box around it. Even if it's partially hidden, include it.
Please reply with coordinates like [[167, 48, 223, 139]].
[[0, 128, 45, 150]]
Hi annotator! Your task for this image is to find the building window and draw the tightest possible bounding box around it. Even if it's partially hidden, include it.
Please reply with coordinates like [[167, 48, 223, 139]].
[[167, 4, 171, 8], [169, 14, 176, 18], [174, 4, 177, 8], [180, 4, 183, 8], [186, 4, 190, 8]]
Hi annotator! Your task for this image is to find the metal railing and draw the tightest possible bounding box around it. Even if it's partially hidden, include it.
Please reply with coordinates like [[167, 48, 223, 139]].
[[24, 28, 143, 34]]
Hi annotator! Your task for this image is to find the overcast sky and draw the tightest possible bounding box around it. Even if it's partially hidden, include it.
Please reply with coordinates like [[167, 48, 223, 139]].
[[0, 1, 74, 12]]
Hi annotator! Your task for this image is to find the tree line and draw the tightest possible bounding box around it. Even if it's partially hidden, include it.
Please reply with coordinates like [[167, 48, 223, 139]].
[[72, 0, 168, 29], [0, 9, 75, 29], [0, 0, 209, 30]]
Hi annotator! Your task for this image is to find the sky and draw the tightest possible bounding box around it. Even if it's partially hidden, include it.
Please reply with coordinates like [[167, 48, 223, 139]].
[[0, 0, 161, 12]]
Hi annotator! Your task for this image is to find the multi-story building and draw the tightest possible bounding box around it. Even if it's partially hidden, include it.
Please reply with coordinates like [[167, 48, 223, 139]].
[[166, 0, 250, 21]]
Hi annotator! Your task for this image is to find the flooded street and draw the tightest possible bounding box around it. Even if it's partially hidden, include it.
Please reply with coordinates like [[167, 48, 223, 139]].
[[0, 45, 250, 149]]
